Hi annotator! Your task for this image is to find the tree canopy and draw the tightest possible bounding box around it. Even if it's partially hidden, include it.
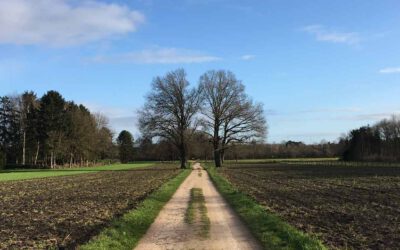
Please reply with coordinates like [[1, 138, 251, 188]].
[[117, 130, 135, 163], [0, 91, 116, 168], [138, 69, 203, 168], [199, 70, 267, 167]]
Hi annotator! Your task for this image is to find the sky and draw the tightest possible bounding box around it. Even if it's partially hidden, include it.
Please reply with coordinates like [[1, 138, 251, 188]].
[[1, 0, 400, 143]]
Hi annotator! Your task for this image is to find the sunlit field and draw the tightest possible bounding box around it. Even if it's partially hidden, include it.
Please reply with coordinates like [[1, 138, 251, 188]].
[[0, 162, 155, 182], [219, 162, 400, 249], [0, 164, 180, 249]]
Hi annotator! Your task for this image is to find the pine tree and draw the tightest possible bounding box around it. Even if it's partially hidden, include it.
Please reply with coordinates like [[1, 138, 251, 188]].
[[38, 91, 66, 168], [117, 130, 135, 163]]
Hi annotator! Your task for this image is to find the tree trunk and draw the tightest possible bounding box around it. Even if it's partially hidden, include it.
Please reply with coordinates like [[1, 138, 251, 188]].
[[69, 153, 73, 168], [214, 149, 221, 167], [179, 143, 187, 169], [22, 131, 26, 165], [50, 151, 54, 169], [221, 149, 225, 164], [213, 125, 222, 167], [34, 141, 39, 165]]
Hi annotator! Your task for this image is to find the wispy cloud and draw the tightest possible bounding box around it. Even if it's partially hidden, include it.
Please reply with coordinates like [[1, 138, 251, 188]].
[[83, 102, 139, 136], [89, 48, 221, 64], [302, 25, 361, 45], [350, 112, 400, 121], [379, 67, 400, 74], [272, 107, 361, 116], [83, 102, 134, 119], [297, 107, 361, 114], [241, 54, 256, 61], [0, 0, 144, 46]]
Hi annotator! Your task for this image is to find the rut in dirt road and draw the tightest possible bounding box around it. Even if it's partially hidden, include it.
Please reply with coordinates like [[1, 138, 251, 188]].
[[134, 163, 262, 250]]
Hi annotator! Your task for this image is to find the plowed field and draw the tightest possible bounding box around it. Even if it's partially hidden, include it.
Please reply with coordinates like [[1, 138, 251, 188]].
[[0, 165, 180, 249], [219, 164, 400, 249]]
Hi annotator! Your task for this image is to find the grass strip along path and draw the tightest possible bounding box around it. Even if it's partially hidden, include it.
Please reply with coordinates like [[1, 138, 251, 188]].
[[80, 169, 191, 250], [185, 188, 210, 238], [135, 163, 262, 250], [0, 162, 154, 182], [0, 164, 181, 249], [207, 166, 327, 250]]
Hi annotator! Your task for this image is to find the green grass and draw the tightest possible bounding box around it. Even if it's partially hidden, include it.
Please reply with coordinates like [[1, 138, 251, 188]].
[[206, 166, 327, 250], [0, 163, 155, 182], [185, 188, 196, 224], [185, 188, 210, 238], [80, 169, 191, 250]]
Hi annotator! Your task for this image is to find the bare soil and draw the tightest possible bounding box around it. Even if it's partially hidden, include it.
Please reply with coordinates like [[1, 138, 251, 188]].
[[219, 163, 400, 249], [0, 165, 180, 249], [134, 163, 262, 250]]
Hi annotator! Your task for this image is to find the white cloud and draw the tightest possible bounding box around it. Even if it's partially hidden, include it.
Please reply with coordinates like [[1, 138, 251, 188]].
[[302, 25, 360, 45], [90, 48, 221, 64], [379, 67, 400, 74], [241, 54, 256, 60], [0, 0, 145, 46]]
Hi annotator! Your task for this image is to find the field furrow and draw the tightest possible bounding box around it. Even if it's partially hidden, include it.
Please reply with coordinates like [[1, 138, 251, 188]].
[[0, 165, 180, 249]]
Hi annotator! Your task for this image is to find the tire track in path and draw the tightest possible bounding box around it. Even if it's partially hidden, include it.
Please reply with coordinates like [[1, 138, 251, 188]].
[[134, 163, 262, 250]]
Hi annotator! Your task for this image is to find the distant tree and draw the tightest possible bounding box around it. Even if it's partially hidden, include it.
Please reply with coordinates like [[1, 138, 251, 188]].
[[93, 113, 116, 160], [136, 136, 154, 161], [189, 131, 212, 161], [20, 91, 40, 165], [0, 150, 4, 168], [117, 130, 135, 163], [138, 69, 203, 168], [0, 96, 21, 164], [38, 91, 67, 168], [0, 90, 118, 168], [342, 126, 381, 161], [199, 70, 267, 167]]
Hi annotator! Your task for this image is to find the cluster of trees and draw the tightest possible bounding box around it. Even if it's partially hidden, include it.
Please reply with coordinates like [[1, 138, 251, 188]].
[[4, 69, 366, 169], [341, 115, 400, 162], [132, 137, 340, 162], [225, 141, 341, 160], [139, 69, 267, 168], [0, 91, 117, 168]]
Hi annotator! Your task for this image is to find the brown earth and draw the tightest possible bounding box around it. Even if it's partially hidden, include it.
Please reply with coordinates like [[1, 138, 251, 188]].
[[0, 165, 180, 249], [134, 163, 262, 250], [219, 163, 400, 250]]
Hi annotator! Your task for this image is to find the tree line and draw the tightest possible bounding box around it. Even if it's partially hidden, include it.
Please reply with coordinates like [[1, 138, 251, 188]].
[[341, 115, 400, 162], [133, 136, 341, 162], [0, 91, 117, 168], [4, 69, 363, 169]]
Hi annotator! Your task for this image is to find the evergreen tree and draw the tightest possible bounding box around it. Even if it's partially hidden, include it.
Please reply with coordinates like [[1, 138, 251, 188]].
[[20, 91, 39, 165], [38, 91, 66, 168], [117, 130, 135, 163]]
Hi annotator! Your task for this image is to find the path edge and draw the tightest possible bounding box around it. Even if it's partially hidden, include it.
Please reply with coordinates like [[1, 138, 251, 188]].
[[79, 168, 191, 250], [205, 165, 327, 250]]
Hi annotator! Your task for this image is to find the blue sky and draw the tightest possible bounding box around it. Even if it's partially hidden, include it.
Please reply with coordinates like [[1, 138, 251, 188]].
[[1, 0, 400, 143]]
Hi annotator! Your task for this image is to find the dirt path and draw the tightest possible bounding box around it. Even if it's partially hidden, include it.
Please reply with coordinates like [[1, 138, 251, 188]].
[[134, 163, 262, 250]]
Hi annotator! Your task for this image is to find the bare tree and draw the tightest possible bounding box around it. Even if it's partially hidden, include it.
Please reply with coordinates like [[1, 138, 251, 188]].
[[220, 99, 266, 162], [199, 70, 267, 167], [138, 69, 203, 168]]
